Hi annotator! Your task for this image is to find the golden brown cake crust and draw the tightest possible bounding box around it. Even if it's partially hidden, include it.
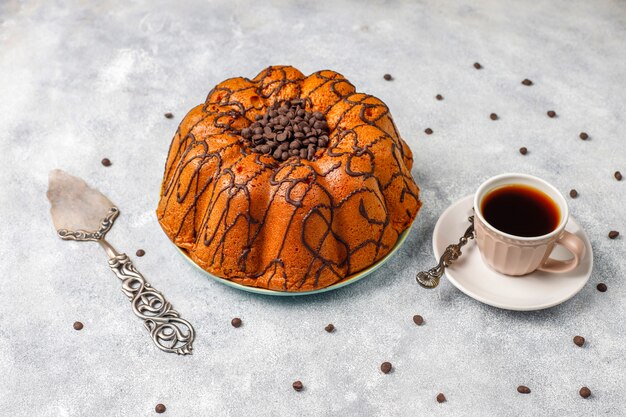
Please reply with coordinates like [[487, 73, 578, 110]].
[[157, 66, 421, 291]]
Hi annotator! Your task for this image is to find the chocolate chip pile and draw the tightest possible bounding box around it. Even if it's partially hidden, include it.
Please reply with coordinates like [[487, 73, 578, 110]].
[[241, 99, 330, 161]]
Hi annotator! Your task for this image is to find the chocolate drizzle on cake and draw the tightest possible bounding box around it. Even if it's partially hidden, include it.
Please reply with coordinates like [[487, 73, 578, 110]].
[[238, 100, 329, 161], [157, 66, 421, 291]]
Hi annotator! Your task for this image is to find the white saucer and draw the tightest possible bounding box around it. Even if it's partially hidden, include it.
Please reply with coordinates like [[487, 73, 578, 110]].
[[433, 195, 593, 311]]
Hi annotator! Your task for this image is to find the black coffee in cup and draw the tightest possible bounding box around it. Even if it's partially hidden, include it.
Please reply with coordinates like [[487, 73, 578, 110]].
[[481, 184, 560, 237]]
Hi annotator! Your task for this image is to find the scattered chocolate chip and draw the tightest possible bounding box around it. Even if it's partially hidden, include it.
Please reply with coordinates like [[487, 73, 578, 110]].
[[155, 403, 166, 413], [436, 393, 446, 403], [579, 132, 589, 140], [424, 128, 433, 135], [436, 94, 443, 100], [235, 100, 329, 162], [413, 315, 424, 326], [136, 249, 146, 257], [73, 321, 83, 331], [517, 385, 531, 394], [231, 317, 242, 328], [292, 380, 303, 391], [519, 147, 528, 155], [521, 79, 533, 86], [615, 171, 622, 181], [380, 362, 392, 374], [609, 230, 619, 239], [490, 113, 498, 120], [573, 335, 585, 347], [596, 283, 607, 292], [473, 62, 482, 69], [579, 387, 591, 398], [164, 112, 174, 119], [324, 324, 335, 333], [569, 189, 578, 198], [383, 74, 393, 81], [101, 158, 112, 167], [547, 110, 557, 118]]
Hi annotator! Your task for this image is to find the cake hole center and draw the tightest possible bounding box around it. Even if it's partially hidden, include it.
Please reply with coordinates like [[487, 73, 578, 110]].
[[239, 99, 330, 162]]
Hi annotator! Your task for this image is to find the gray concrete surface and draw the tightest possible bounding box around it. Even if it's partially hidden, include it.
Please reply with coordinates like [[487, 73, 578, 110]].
[[1, 0, 625, 415]]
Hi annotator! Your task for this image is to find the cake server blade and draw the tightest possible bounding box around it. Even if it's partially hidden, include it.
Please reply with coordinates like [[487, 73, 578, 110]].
[[46, 169, 195, 355], [47, 169, 116, 233]]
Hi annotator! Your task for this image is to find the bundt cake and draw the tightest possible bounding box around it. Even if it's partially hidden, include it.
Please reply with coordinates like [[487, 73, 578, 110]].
[[157, 66, 421, 291]]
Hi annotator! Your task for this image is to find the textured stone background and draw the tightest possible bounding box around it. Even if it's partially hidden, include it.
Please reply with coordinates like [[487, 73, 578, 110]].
[[1, 0, 625, 416]]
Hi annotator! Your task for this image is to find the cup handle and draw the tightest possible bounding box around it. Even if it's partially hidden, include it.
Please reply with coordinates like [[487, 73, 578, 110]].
[[537, 231, 586, 273]]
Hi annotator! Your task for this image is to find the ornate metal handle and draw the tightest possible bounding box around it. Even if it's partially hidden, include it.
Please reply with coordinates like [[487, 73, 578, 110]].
[[416, 216, 475, 289], [108, 253, 195, 355], [57, 206, 195, 355]]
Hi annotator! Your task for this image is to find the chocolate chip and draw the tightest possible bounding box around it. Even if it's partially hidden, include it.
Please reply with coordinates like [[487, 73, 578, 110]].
[[596, 283, 607, 292], [436, 393, 446, 403], [136, 249, 145, 257], [490, 113, 498, 120], [579, 387, 591, 398], [473, 62, 482, 69], [573, 335, 585, 347], [383, 74, 393, 81], [547, 110, 557, 118], [517, 385, 531, 394], [521, 79, 533, 86], [155, 403, 166, 413], [436, 94, 444, 100], [231, 317, 242, 328], [413, 315, 424, 326], [569, 189, 578, 198], [292, 380, 303, 391], [609, 230, 619, 239], [380, 362, 392, 374], [424, 128, 433, 135], [579, 132, 589, 140], [101, 158, 112, 167], [519, 147, 528, 155], [164, 112, 174, 119], [324, 324, 335, 333], [615, 171, 622, 181], [313, 120, 327, 130], [73, 321, 83, 331]]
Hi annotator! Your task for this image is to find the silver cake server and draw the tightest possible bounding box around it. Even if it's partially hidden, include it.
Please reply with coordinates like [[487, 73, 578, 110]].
[[46, 169, 195, 355]]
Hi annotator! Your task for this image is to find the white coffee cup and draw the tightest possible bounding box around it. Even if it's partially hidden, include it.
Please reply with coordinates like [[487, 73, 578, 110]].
[[473, 173, 585, 276]]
